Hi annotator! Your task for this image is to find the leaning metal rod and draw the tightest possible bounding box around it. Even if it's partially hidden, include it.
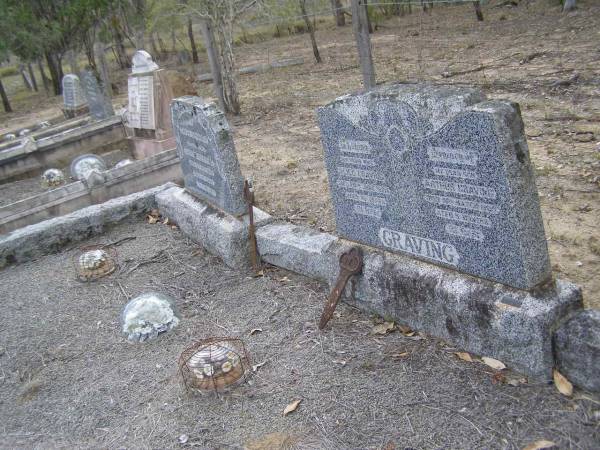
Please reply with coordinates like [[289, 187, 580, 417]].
[[244, 179, 260, 273]]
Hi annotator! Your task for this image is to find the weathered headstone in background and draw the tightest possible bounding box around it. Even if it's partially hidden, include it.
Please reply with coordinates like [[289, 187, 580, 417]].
[[62, 74, 88, 118], [171, 96, 246, 215], [80, 70, 114, 120], [126, 50, 175, 159], [317, 84, 550, 290]]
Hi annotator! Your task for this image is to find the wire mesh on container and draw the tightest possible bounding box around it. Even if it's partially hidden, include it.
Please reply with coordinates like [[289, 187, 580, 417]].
[[179, 337, 251, 393], [73, 245, 117, 282]]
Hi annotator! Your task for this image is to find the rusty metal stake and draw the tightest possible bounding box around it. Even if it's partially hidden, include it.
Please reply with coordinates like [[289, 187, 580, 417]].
[[319, 247, 363, 330], [243, 179, 260, 273]]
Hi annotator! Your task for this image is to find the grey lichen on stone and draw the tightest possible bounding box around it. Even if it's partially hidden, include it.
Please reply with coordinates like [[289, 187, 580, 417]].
[[171, 96, 246, 216], [121, 292, 180, 343], [317, 83, 550, 290], [554, 309, 600, 392]]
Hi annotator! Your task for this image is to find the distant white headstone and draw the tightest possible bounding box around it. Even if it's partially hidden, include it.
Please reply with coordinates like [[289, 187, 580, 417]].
[[131, 50, 159, 74], [128, 75, 155, 129], [62, 74, 87, 109]]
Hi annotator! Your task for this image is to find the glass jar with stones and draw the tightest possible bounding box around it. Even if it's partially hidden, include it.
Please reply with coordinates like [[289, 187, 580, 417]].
[[121, 292, 181, 343], [41, 168, 66, 188], [70, 154, 107, 181]]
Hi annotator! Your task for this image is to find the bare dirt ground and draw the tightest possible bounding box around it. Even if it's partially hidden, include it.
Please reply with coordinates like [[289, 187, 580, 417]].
[[0, 0, 598, 309], [1, 217, 599, 449]]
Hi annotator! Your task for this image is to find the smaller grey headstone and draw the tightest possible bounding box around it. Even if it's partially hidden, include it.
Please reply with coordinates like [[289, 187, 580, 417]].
[[62, 74, 87, 109], [121, 292, 180, 342], [554, 310, 600, 392], [80, 69, 114, 120], [171, 96, 246, 215]]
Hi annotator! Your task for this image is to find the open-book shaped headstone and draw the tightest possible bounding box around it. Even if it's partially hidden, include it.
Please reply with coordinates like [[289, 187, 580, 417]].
[[317, 84, 550, 290], [171, 96, 246, 216]]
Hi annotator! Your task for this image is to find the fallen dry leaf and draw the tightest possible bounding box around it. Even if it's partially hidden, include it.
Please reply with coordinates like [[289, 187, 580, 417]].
[[522, 439, 557, 450], [507, 377, 528, 387], [391, 352, 409, 359], [283, 399, 302, 416], [482, 357, 506, 371], [162, 217, 169, 225], [279, 276, 290, 282], [553, 369, 573, 396], [372, 321, 395, 335], [249, 328, 263, 335], [252, 361, 267, 372], [456, 352, 473, 362], [398, 324, 413, 334], [147, 215, 158, 224]]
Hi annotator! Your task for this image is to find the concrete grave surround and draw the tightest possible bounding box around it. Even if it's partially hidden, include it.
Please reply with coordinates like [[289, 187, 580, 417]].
[[171, 96, 246, 216], [62, 74, 87, 110], [317, 84, 550, 290], [80, 70, 114, 120], [156, 186, 272, 268]]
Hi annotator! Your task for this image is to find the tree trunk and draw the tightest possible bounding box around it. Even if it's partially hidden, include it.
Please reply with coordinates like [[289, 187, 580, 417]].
[[365, 0, 373, 34], [112, 16, 130, 69], [299, 0, 322, 63], [171, 29, 177, 53], [149, 32, 160, 60], [351, 0, 376, 89], [83, 31, 97, 70], [45, 52, 62, 95], [199, 19, 226, 113], [37, 59, 50, 93], [156, 33, 168, 58], [67, 50, 80, 75], [217, 19, 240, 115], [331, 0, 345, 26], [563, 0, 576, 12], [188, 18, 199, 64], [473, 1, 484, 21], [27, 63, 38, 92], [19, 65, 34, 91], [0, 78, 12, 113], [94, 41, 113, 98]]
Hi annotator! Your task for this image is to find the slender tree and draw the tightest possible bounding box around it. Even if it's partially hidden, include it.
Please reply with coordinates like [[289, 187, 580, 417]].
[[299, 0, 322, 63]]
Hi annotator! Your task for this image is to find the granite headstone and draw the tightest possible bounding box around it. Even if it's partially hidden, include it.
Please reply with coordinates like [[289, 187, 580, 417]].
[[62, 74, 87, 109], [171, 96, 246, 215], [317, 84, 550, 290], [80, 69, 114, 120]]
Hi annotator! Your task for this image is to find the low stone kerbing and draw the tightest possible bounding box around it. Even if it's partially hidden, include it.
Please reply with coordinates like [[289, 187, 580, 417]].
[[0, 183, 174, 268], [325, 240, 582, 380], [256, 222, 337, 282], [254, 221, 584, 381], [155, 186, 272, 269]]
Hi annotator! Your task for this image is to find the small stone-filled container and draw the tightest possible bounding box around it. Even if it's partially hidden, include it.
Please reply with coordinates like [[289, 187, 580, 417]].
[[179, 337, 250, 392]]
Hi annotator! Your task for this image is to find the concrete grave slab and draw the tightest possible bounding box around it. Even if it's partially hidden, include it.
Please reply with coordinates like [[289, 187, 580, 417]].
[[171, 96, 246, 216], [156, 186, 272, 269], [317, 84, 550, 290]]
